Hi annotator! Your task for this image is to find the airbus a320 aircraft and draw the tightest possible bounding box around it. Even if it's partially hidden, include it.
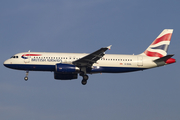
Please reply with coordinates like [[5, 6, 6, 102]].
[[4, 29, 176, 85]]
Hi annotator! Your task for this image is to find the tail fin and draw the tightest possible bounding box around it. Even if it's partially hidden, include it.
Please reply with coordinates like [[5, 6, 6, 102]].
[[141, 29, 173, 58]]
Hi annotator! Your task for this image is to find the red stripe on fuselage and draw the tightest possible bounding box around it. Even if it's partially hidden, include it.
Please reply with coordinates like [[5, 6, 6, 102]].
[[22, 54, 42, 56], [144, 50, 164, 58], [151, 33, 172, 45]]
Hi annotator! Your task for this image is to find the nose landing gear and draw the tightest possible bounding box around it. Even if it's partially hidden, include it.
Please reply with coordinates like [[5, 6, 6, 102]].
[[24, 71, 29, 81]]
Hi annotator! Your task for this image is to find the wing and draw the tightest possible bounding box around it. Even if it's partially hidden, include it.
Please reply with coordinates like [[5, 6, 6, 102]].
[[72, 45, 112, 67]]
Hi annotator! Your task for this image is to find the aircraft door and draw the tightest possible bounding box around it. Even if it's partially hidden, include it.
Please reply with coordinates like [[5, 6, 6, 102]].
[[24, 56, 30, 63], [23, 53, 30, 63], [137, 56, 143, 66]]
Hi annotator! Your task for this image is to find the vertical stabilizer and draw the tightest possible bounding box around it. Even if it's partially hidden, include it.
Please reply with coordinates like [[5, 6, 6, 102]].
[[141, 29, 173, 58]]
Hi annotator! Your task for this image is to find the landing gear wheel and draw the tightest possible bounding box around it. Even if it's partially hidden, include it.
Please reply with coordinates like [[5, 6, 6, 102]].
[[24, 71, 29, 81], [81, 75, 88, 85], [81, 79, 87, 85], [83, 75, 89, 80], [24, 76, 28, 81]]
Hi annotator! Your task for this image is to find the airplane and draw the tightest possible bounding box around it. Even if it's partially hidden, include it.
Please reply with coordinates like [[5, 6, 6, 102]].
[[3, 29, 176, 85]]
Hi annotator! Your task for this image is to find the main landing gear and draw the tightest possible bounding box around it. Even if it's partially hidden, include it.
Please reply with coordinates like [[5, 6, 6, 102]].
[[24, 71, 29, 81], [81, 74, 89, 85], [80, 67, 89, 85]]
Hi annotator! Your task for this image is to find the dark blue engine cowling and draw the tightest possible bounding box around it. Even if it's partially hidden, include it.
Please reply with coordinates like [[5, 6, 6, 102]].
[[54, 72, 78, 80], [55, 63, 78, 73]]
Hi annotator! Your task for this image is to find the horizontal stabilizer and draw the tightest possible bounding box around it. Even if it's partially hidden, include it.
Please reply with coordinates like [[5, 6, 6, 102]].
[[153, 54, 174, 62], [153, 54, 175, 66]]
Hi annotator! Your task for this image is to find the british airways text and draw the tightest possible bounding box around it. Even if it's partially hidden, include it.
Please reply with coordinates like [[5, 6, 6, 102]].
[[31, 58, 62, 62]]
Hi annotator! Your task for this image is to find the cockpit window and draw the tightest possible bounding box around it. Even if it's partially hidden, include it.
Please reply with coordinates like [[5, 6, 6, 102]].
[[11, 56, 18, 58]]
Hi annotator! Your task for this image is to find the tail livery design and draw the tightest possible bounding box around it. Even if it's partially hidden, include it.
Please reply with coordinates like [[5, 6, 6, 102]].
[[141, 29, 175, 65], [141, 29, 173, 58], [4, 29, 176, 85]]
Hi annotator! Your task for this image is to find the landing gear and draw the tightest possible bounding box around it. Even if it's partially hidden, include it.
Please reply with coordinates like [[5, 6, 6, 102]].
[[24, 76, 28, 81], [24, 71, 29, 81], [79, 67, 89, 85], [83, 75, 89, 80], [81, 79, 87, 85], [81, 75, 89, 85]]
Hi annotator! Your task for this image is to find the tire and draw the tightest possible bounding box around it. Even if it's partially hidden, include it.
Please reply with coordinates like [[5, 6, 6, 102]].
[[24, 77, 28, 81], [81, 80, 87, 85]]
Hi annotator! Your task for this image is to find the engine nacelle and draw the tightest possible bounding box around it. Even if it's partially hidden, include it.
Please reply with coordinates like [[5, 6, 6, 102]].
[[55, 63, 79, 73], [54, 72, 78, 80]]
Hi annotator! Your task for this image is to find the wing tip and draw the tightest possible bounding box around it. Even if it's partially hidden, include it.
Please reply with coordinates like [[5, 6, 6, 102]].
[[107, 45, 112, 50]]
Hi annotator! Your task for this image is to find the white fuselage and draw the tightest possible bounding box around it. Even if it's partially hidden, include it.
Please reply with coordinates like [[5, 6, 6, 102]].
[[4, 52, 158, 73]]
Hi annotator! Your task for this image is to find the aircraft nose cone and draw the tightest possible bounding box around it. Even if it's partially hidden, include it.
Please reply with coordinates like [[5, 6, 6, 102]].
[[3, 60, 8, 67], [3, 59, 11, 68]]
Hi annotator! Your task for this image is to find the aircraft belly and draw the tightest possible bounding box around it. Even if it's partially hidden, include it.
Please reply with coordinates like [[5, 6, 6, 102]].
[[89, 66, 146, 73], [4, 64, 55, 71]]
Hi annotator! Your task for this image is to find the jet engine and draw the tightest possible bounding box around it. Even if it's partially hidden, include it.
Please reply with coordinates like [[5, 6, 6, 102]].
[[54, 63, 79, 80], [55, 63, 79, 73]]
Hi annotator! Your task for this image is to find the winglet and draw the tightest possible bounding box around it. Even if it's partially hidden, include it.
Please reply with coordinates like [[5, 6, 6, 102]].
[[107, 45, 112, 50]]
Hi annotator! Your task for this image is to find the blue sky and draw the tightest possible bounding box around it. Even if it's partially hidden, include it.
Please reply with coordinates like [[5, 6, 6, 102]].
[[0, 0, 180, 120]]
